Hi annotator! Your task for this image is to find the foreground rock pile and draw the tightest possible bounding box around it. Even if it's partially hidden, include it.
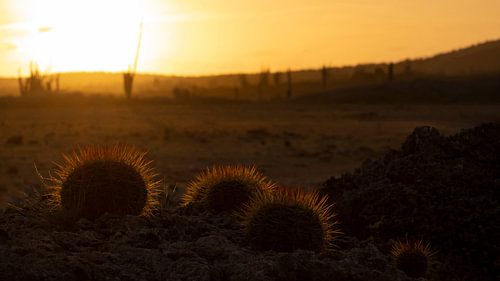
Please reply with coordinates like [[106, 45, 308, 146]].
[[0, 201, 408, 281], [322, 123, 500, 281]]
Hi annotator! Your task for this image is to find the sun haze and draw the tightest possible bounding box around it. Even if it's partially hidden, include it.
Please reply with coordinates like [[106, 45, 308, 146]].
[[0, 0, 499, 76]]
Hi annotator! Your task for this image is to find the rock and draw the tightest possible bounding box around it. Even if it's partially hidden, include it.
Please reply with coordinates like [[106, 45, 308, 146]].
[[401, 126, 443, 154]]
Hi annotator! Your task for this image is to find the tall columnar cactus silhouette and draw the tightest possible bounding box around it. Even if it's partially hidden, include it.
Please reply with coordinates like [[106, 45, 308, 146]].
[[123, 70, 134, 99], [286, 68, 293, 99], [388, 62, 394, 81], [123, 22, 143, 99], [321, 65, 329, 90], [258, 69, 270, 100], [273, 71, 282, 86]]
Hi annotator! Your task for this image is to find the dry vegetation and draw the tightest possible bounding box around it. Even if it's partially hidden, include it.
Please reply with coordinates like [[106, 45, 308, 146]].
[[1, 97, 499, 206]]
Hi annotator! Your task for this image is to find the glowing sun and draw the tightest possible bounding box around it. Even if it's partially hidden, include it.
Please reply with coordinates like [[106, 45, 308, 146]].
[[16, 0, 151, 73]]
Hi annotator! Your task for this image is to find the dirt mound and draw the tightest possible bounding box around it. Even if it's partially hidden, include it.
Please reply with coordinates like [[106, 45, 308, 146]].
[[321, 123, 500, 281]]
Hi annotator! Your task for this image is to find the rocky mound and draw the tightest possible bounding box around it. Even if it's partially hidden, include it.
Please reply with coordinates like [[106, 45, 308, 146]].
[[321, 123, 500, 281], [0, 192, 410, 281]]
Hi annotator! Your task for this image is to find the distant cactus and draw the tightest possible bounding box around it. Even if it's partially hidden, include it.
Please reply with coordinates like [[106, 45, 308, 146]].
[[123, 70, 134, 99], [388, 62, 394, 81], [273, 72, 282, 86], [404, 59, 413, 76], [48, 144, 160, 220], [181, 165, 276, 213], [286, 68, 293, 99], [123, 22, 143, 98], [240, 188, 340, 252], [321, 65, 329, 90], [239, 74, 249, 89], [258, 69, 270, 100], [390, 240, 435, 278], [18, 62, 59, 96]]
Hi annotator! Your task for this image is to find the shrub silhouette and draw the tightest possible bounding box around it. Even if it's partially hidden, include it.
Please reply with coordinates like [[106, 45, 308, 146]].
[[18, 62, 60, 96], [182, 165, 275, 213], [240, 188, 339, 252], [48, 144, 160, 220], [390, 240, 435, 278]]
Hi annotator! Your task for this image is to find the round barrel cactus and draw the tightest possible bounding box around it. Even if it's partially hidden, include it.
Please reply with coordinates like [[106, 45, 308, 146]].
[[241, 188, 340, 252], [182, 165, 276, 213], [50, 144, 160, 220], [390, 240, 435, 278]]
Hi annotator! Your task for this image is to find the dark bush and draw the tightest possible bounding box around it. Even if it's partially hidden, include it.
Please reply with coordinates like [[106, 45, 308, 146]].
[[5, 135, 23, 146]]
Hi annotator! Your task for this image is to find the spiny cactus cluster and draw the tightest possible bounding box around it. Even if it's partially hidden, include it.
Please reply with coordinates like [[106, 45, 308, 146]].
[[181, 165, 276, 213], [48, 144, 160, 219], [390, 240, 435, 278], [181, 166, 339, 252], [240, 188, 340, 252], [42, 144, 437, 272]]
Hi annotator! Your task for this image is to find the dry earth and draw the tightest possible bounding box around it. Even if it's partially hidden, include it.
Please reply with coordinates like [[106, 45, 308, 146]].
[[1, 97, 500, 205]]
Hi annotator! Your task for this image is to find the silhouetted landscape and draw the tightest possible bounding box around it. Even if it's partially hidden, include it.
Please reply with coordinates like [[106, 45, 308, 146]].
[[0, 1, 499, 280], [1, 39, 500, 101]]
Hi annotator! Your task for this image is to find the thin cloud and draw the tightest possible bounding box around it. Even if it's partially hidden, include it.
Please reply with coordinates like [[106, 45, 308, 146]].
[[38, 26, 53, 33]]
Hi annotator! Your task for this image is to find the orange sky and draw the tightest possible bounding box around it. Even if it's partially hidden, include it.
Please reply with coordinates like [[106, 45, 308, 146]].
[[0, 0, 499, 77]]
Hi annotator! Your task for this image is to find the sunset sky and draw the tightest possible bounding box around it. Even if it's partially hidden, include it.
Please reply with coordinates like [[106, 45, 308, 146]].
[[0, 0, 499, 77]]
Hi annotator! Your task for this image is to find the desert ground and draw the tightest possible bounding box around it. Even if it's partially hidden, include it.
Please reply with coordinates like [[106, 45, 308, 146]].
[[1, 97, 499, 204], [1, 96, 499, 280]]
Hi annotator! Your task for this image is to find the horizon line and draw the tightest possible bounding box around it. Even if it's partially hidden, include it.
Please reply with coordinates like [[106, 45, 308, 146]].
[[2, 37, 498, 80]]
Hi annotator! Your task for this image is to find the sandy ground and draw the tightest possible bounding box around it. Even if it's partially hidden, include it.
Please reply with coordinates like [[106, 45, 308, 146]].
[[1, 98, 500, 204]]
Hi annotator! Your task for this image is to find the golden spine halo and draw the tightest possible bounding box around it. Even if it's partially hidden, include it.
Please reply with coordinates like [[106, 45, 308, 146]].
[[47, 144, 161, 217], [390, 239, 436, 278], [390, 239, 436, 259], [181, 165, 276, 207], [240, 187, 341, 251]]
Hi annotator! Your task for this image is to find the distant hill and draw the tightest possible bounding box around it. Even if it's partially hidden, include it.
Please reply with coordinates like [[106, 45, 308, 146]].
[[298, 74, 500, 104], [0, 39, 499, 97], [400, 39, 500, 76]]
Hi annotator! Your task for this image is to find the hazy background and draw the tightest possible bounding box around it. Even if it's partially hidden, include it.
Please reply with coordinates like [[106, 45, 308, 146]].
[[1, 0, 500, 76]]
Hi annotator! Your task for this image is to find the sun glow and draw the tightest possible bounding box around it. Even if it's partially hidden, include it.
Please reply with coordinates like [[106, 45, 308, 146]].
[[1, 0, 499, 77], [15, 0, 153, 74]]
